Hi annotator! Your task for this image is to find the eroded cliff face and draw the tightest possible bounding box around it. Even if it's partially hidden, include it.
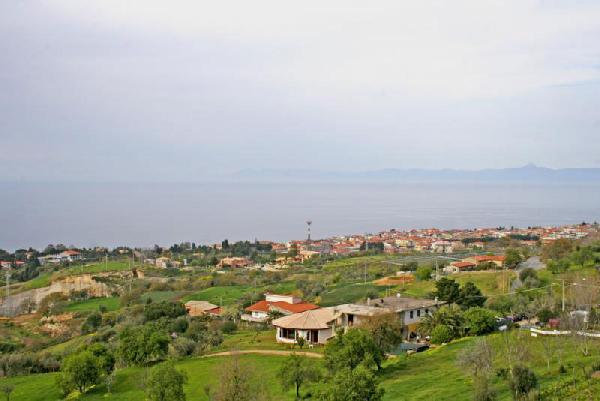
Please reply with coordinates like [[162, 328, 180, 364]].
[[0, 273, 115, 316]]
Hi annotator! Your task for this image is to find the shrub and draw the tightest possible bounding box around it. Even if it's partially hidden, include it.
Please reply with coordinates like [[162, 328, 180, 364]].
[[170, 337, 197, 358], [81, 312, 102, 334], [144, 301, 187, 322], [145, 362, 187, 401], [463, 308, 497, 336], [56, 351, 101, 396], [509, 365, 537, 400], [415, 266, 433, 281], [430, 325, 453, 344], [169, 316, 189, 334], [221, 321, 237, 334]]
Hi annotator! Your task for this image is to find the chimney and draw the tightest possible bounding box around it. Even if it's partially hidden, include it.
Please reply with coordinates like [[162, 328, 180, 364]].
[[367, 298, 371, 306]]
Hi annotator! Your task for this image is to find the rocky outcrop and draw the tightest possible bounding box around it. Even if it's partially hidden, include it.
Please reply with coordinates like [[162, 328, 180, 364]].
[[0, 273, 115, 316]]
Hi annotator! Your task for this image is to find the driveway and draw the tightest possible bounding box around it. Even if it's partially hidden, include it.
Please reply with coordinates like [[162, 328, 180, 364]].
[[204, 350, 323, 358]]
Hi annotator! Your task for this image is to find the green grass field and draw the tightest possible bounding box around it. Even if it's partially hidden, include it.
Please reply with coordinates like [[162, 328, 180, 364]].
[[320, 282, 389, 306], [2, 331, 600, 400], [64, 297, 120, 313], [182, 285, 252, 306]]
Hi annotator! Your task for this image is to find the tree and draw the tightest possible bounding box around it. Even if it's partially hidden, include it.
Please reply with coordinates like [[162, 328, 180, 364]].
[[504, 249, 523, 269], [118, 324, 169, 366], [1, 385, 14, 401], [418, 304, 464, 338], [457, 339, 495, 401], [509, 366, 537, 401], [57, 351, 101, 395], [210, 356, 271, 401], [361, 313, 403, 354], [415, 266, 433, 281], [317, 365, 384, 401], [458, 282, 486, 308], [541, 239, 572, 262], [81, 311, 103, 333], [87, 343, 115, 375], [145, 362, 187, 401], [324, 328, 384, 371], [434, 278, 460, 304], [463, 308, 497, 336], [144, 301, 187, 322], [430, 324, 453, 344], [457, 338, 494, 378], [278, 353, 320, 400]]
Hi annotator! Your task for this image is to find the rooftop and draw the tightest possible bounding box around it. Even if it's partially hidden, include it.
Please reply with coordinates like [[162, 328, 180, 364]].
[[272, 308, 337, 330]]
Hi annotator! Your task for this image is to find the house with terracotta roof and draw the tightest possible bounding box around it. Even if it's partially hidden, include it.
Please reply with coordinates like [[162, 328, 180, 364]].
[[217, 257, 252, 269], [241, 293, 319, 323], [272, 296, 444, 345], [463, 255, 505, 268], [185, 300, 221, 317], [444, 261, 477, 273], [38, 250, 82, 265]]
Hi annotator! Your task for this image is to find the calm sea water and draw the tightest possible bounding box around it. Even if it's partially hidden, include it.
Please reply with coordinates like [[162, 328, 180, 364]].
[[1, 181, 599, 250]]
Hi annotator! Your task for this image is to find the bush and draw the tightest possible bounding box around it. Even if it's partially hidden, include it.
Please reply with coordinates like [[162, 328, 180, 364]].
[[144, 301, 187, 322], [118, 325, 169, 366], [169, 316, 189, 334], [221, 321, 237, 334], [170, 337, 197, 358], [415, 266, 433, 281], [510, 365, 537, 400], [145, 362, 187, 401], [81, 312, 102, 334], [57, 351, 101, 396], [463, 308, 497, 336], [430, 325, 453, 344]]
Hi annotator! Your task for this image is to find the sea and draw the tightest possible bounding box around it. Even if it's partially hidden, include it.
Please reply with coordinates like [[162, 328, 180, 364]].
[[1, 181, 599, 250]]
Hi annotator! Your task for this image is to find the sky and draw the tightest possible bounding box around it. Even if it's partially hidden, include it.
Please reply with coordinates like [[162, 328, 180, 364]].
[[1, 0, 600, 181]]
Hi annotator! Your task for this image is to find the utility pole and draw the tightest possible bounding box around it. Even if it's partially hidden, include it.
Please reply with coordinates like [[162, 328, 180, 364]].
[[434, 256, 439, 281], [561, 279, 565, 312]]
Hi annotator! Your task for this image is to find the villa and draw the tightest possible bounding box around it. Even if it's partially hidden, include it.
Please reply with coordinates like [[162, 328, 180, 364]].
[[242, 293, 319, 323]]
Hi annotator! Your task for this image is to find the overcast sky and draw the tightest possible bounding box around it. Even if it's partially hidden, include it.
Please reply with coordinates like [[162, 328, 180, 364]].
[[1, 0, 600, 181]]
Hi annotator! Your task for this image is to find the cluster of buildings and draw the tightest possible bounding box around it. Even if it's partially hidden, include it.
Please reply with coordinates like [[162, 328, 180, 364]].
[[37, 250, 82, 265], [241, 292, 443, 345], [182, 290, 443, 346], [301, 224, 594, 256], [444, 254, 506, 273]]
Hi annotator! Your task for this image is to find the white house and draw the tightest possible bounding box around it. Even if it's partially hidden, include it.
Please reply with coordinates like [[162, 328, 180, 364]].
[[272, 308, 338, 345]]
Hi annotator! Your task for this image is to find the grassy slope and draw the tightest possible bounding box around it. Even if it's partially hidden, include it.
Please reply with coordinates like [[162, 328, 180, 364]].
[[3, 332, 600, 401], [64, 297, 120, 313]]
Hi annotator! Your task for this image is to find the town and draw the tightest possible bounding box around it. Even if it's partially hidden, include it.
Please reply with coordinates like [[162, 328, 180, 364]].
[[1, 222, 599, 400]]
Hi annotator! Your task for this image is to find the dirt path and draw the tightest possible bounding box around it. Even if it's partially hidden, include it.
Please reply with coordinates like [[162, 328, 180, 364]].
[[204, 349, 323, 358]]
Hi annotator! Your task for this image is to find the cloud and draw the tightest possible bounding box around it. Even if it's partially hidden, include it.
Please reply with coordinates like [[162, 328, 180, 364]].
[[1, 1, 600, 180]]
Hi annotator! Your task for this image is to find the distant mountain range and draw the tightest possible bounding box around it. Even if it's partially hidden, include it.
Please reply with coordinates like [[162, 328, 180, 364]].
[[233, 164, 600, 182]]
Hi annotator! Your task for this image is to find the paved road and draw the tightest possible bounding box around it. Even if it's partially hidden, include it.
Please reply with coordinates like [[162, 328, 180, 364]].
[[204, 350, 324, 358]]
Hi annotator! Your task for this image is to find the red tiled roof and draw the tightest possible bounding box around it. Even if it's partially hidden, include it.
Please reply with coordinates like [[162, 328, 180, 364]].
[[471, 255, 505, 262], [245, 300, 319, 314], [452, 261, 476, 268], [245, 300, 270, 313], [63, 250, 80, 256]]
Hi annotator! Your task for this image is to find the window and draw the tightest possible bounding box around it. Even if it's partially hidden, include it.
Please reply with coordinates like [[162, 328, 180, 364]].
[[425, 309, 429, 314], [410, 311, 414, 319], [280, 328, 296, 340], [417, 309, 421, 317]]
